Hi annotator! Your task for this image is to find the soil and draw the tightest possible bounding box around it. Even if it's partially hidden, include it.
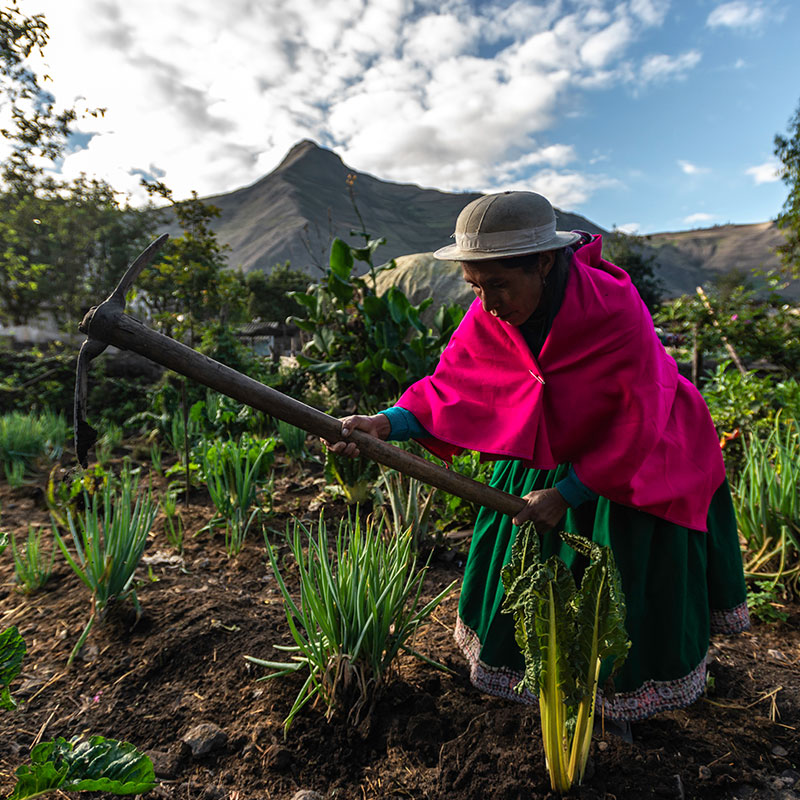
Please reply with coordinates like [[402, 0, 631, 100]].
[[1, 449, 799, 800]]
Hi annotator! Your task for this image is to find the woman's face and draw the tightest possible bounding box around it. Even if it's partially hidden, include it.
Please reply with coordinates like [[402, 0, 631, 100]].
[[461, 252, 555, 326]]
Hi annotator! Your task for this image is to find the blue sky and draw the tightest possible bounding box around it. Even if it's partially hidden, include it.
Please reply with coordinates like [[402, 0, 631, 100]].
[[10, 0, 799, 236]]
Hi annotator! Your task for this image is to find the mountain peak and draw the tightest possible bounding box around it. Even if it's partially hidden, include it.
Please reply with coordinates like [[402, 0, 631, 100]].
[[277, 139, 343, 171]]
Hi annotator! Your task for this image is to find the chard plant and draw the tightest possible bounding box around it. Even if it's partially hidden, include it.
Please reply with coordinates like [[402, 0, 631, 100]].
[[246, 514, 456, 734], [0, 618, 155, 799], [11, 525, 54, 594], [54, 476, 159, 666], [501, 524, 630, 793]]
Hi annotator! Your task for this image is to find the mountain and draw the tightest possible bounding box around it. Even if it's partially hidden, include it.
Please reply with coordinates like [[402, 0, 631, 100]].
[[192, 140, 790, 299], [197, 140, 603, 274], [645, 222, 789, 297]]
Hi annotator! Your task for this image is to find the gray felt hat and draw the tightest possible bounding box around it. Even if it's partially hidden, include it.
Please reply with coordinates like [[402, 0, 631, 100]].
[[433, 191, 582, 261]]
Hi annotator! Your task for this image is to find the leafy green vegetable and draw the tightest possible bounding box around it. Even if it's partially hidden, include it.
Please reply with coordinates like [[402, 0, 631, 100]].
[[501, 524, 630, 793], [9, 735, 155, 800], [0, 625, 26, 710]]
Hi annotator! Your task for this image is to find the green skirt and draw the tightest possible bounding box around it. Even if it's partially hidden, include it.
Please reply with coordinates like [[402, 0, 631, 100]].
[[455, 461, 750, 721]]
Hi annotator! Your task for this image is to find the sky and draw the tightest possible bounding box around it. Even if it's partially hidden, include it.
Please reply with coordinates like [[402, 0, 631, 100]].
[[11, 0, 800, 235]]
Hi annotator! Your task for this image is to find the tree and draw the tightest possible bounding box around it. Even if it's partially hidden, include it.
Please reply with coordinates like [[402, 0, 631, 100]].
[[774, 98, 800, 278], [136, 181, 247, 344], [0, 3, 77, 190], [245, 261, 309, 323], [0, 5, 156, 327], [602, 230, 664, 312]]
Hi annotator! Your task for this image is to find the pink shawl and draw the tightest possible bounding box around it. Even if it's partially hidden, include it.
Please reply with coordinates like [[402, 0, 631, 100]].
[[397, 235, 725, 531]]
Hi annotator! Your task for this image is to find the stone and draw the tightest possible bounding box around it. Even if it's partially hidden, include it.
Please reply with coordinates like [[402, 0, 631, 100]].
[[290, 792, 325, 800], [181, 723, 228, 758], [145, 749, 181, 779], [773, 745, 789, 757]]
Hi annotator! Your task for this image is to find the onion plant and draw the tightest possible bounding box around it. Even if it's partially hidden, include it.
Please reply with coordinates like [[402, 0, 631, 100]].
[[0, 410, 69, 474], [246, 514, 456, 734], [501, 524, 630, 793], [276, 419, 308, 463], [54, 475, 158, 666], [732, 415, 800, 593], [201, 437, 273, 557], [376, 466, 437, 549], [162, 488, 184, 553], [11, 526, 54, 594]]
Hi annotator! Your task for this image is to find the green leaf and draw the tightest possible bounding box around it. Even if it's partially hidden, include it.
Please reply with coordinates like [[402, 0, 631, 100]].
[[9, 736, 156, 800], [329, 238, 354, 280], [385, 287, 411, 325], [381, 358, 408, 388], [328, 273, 354, 305], [362, 294, 387, 321], [0, 625, 26, 710]]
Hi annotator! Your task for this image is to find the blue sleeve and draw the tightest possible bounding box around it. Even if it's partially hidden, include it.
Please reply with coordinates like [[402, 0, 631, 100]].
[[555, 466, 598, 508], [379, 407, 428, 441]]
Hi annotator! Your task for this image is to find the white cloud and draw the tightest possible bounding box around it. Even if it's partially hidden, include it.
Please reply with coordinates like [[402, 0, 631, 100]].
[[616, 222, 642, 234], [683, 212, 717, 225], [639, 50, 701, 84], [746, 161, 781, 184], [22, 0, 708, 212], [707, 1, 767, 29], [678, 160, 710, 175], [629, 0, 670, 27]]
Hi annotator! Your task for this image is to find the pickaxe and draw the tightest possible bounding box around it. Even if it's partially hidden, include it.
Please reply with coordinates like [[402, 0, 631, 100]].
[[75, 235, 527, 519]]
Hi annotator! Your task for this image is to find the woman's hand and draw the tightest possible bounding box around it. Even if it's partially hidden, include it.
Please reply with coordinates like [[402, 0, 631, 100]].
[[324, 413, 391, 458], [512, 488, 569, 530]]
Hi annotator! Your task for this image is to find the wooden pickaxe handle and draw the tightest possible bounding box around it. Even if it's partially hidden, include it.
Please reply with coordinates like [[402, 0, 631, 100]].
[[78, 263, 527, 519]]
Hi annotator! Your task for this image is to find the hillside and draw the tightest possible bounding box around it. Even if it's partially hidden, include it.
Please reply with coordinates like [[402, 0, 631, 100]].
[[187, 140, 790, 299]]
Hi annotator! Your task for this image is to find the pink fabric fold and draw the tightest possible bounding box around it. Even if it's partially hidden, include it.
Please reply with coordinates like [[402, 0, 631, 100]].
[[397, 235, 725, 531]]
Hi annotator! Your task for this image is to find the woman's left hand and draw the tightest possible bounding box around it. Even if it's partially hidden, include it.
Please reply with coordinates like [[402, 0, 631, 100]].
[[512, 488, 569, 530]]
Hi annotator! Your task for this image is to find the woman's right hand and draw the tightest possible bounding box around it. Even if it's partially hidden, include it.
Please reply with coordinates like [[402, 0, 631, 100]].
[[324, 413, 391, 458]]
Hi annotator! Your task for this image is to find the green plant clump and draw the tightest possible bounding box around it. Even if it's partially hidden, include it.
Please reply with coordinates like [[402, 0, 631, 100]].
[[54, 474, 159, 665], [200, 436, 275, 557], [0, 410, 69, 475], [732, 415, 800, 594], [289, 234, 464, 412], [11, 526, 54, 594], [501, 524, 630, 793], [247, 514, 456, 734]]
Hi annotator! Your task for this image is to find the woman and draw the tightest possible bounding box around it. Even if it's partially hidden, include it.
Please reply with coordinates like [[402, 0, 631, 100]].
[[328, 191, 749, 732]]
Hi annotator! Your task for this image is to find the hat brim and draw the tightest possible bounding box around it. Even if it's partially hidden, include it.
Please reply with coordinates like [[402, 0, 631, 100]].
[[433, 230, 583, 261]]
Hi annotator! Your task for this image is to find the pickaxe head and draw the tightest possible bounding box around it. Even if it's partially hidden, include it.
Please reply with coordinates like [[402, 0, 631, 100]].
[[74, 234, 169, 467]]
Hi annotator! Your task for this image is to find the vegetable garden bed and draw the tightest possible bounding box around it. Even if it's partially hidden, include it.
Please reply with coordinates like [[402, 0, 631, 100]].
[[0, 451, 798, 800]]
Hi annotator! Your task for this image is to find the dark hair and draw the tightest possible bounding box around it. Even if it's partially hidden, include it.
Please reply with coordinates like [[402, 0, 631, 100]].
[[482, 246, 573, 274]]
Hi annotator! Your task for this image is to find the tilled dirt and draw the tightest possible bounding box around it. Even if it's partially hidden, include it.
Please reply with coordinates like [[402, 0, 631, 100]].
[[0, 461, 798, 800]]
